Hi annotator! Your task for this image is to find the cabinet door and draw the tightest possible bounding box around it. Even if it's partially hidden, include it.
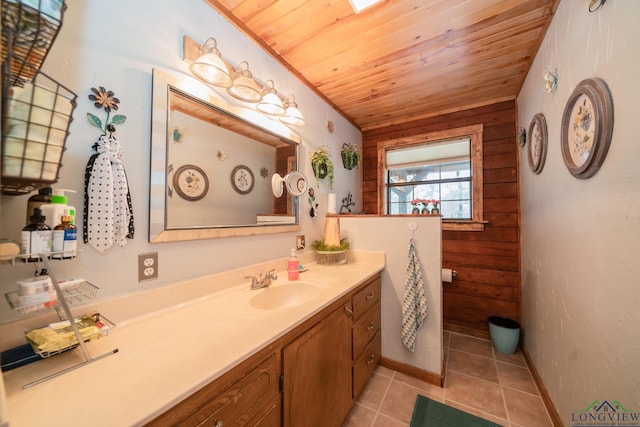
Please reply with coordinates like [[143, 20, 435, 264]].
[[282, 304, 352, 427]]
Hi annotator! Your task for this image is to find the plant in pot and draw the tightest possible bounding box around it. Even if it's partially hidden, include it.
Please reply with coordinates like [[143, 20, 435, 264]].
[[310, 145, 334, 189], [341, 142, 360, 170]]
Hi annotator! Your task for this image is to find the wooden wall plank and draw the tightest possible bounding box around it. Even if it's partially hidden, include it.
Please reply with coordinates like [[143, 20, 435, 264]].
[[362, 101, 520, 333]]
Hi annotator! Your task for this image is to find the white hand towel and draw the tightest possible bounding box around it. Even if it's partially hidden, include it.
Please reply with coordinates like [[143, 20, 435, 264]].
[[401, 238, 428, 352], [85, 135, 132, 251]]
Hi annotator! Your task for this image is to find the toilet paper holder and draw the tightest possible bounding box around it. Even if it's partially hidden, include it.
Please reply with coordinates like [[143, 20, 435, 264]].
[[441, 268, 458, 283]]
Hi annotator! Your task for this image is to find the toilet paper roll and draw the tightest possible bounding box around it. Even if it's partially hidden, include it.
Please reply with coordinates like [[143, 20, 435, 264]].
[[327, 193, 337, 214], [442, 268, 453, 283]]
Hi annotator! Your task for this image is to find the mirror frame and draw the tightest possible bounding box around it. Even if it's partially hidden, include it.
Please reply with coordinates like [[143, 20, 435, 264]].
[[149, 68, 302, 243]]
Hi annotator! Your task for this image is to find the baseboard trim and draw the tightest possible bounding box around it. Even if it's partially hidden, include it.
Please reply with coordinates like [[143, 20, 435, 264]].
[[521, 346, 563, 427], [379, 357, 444, 387]]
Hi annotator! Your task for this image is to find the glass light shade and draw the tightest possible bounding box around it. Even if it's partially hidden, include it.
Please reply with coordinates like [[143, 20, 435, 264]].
[[190, 39, 232, 87], [280, 95, 305, 126], [227, 62, 262, 103], [280, 106, 305, 126], [257, 91, 285, 116]]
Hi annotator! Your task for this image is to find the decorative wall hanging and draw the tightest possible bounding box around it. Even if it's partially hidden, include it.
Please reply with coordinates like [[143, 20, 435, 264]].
[[517, 126, 527, 148], [543, 68, 558, 94], [308, 187, 318, 217], [310, 145, 334, 189], [341, 142, 360, 170], [83, 86, 134, 252], [561, 78, 613, 179], [172, 127, 185, 143], [231, 165, 254, 194], [260, 167, 268, 178], [340, 191, 356, 213], [588, 0, 606, 12], [173, 164, 209, 201], [528, 113, 548, 174]]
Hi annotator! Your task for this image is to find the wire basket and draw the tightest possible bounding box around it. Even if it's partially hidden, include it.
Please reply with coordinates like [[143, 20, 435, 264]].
[[1, 55, 77, 194], [1, 0, 67, 81]]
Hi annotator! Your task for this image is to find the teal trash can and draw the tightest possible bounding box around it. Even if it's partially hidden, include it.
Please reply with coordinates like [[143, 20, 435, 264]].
[[488, 316, 520, 354]]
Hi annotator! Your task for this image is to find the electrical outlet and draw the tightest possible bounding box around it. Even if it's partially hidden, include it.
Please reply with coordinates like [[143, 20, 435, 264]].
[[138, 252, 158, 282], [296, 235, 306, 250]]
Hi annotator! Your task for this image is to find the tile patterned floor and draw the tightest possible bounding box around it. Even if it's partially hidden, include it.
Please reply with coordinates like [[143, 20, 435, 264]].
[[343, 332, 553, 427]]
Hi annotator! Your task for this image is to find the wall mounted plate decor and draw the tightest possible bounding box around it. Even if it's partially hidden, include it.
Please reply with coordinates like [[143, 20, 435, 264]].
[[231, 165, 254, 194], [528, 113, 548, 174], [561, 78, 613, 179], [174, 164, 209, 201]]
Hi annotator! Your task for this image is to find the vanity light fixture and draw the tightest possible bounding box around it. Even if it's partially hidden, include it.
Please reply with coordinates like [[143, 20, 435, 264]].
[[189, 38, 232, 87], [280, 94, 305, 127], [256, 80, 285, 116], [227, 61, 262, 103]]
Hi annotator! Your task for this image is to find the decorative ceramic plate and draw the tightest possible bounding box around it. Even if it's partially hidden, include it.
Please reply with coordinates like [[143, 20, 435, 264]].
[[173, 164, 209, 201], [561, 78, 614, 179], [231, 165, 254, 194], [528, 113, 547, 174]]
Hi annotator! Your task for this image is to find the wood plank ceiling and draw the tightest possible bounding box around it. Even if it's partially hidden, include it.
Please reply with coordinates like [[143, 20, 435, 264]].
[[205, 0, 559, 131]]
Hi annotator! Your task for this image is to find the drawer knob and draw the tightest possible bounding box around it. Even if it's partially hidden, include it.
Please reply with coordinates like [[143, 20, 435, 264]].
[[214, 421, 223, 427], [366, 354, 376, 365], [365, 292, 375, 301], [344, 306, 354, 318], [366, 321, 376, 331]]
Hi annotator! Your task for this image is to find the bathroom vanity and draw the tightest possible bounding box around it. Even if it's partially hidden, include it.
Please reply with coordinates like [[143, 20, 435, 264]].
[[0, 252, 384, 426]]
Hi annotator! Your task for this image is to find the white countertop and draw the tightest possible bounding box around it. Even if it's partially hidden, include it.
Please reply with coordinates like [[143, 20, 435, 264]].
[[2, 252, 384, 426]]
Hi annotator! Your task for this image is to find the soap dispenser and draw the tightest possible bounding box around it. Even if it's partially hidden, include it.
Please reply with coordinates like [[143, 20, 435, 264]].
[[288, 249, 299, 281]]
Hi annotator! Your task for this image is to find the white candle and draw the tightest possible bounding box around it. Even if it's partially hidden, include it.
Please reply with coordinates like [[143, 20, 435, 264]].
[[327, 193, 337, 214]]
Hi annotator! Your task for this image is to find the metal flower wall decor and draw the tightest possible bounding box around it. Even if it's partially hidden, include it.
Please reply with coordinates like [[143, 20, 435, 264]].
[[83, 86, 134, 252]]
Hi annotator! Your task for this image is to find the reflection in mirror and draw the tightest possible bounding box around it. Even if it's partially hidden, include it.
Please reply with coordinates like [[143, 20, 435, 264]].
[[150, 68, 302, 243]]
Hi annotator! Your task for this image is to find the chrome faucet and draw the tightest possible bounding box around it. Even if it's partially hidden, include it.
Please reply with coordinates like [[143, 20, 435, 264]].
[[246, 269, 278, 290]]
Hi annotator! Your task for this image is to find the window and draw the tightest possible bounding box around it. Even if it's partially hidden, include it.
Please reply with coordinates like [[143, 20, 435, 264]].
[[377, 124, 485, 231], [387, 138, 472, 218]]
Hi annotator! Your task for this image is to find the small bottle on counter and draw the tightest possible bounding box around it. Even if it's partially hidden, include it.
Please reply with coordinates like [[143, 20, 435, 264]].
[[21, 208, 52, 262], [288, 248, 299, 281], [25, 186, 52, 226], [52, 210, 77, 259]]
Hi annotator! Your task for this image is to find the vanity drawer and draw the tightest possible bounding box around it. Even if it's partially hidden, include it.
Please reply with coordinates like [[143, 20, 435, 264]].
[[352, 277, 381, 321], [353, 330, 381, 399], [352, 301, 381, 358], [147, 351, 279, 427], [194, 354, 278, 426]]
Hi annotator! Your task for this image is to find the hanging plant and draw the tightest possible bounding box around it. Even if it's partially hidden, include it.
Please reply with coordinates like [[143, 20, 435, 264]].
[[341, 142, 360, 170], [310, 145, 334, 189]]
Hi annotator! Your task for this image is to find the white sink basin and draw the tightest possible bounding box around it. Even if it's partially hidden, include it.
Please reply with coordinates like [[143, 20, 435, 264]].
[[250, 281, 322, 310]]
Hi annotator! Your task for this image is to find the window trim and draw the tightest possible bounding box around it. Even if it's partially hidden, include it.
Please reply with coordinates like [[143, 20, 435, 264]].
[[377, 124, 485, 231]]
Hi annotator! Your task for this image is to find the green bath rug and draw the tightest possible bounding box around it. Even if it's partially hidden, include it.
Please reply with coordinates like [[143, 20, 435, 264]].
[[410, 395, 503, 427]]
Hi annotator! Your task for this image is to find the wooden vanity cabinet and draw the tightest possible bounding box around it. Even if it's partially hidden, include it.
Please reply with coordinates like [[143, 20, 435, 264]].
[[147, 272, 382, 427], [145, 343, 281, 427], [282, 297, 353, 427], [351, 276, 382, 399]]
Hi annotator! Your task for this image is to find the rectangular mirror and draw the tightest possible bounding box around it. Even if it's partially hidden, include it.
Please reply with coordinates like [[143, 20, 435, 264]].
[[149, 68, 302, 243]]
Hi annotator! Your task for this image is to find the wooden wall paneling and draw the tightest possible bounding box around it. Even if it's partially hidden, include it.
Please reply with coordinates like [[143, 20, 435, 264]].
[[362, 100, 520, 334]]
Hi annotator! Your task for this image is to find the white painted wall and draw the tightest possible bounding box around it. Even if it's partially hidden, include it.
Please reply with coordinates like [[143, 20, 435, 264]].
[[517, 1, 640, 423], [340, 216, 442, 376], [0, 0, 361, 323]]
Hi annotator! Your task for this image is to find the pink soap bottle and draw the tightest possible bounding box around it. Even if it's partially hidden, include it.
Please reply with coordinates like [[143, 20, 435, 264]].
[[287, 249, 299, 280]]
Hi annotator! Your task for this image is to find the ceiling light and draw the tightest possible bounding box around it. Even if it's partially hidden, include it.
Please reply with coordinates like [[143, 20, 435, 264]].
[[256, 80, 285, 116], [227, 61, 262, 103], [280, 94, 305, 127], [349, 0, 384, 13], [189, 38, 232, 87]]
